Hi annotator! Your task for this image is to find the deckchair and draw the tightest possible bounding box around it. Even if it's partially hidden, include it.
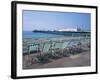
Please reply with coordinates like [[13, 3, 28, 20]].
[[79, 37, 90, 47], [32, 41, 51, 64], [47, 41, 64, 59], [43, 42, 51, 52], [23, 42, 29, 54], [59, 40, 71, 56], [68, 39, 84, 55], [27, 43, 39, 54], [66, 39, 79, 55]]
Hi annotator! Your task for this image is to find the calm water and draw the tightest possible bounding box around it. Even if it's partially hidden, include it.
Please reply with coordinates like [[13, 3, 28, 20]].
[[23, 31, 65, 39], [23, 31, 90, 39]]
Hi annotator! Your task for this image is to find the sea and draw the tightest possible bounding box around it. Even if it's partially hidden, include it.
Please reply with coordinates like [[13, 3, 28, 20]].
[[23, 31, 90, 39], [23, 31, 65, 39]]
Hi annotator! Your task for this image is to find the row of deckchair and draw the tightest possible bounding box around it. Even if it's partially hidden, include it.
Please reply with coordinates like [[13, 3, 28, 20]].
[[25, 38, 90, 54], [25, 38, 90, 64]]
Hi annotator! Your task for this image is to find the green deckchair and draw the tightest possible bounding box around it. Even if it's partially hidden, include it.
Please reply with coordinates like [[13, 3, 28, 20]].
[[48, 41, 64, 58], [27, 43, 39, 54], [32, 41, 51, 64], [60, 40, 70, 56]]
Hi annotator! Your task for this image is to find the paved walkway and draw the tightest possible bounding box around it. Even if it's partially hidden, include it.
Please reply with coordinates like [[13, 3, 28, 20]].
[[23, 50, 90, 69]]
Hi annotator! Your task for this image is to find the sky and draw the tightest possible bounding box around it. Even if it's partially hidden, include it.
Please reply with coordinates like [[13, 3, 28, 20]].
[[23, 10, 91, 31]]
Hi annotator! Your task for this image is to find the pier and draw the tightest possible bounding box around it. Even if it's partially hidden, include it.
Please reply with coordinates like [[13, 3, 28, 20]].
[[33, 30, 91, 37]]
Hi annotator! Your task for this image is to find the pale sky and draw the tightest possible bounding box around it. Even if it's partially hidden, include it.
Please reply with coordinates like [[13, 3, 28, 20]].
[[23, 10, 91, 31]]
